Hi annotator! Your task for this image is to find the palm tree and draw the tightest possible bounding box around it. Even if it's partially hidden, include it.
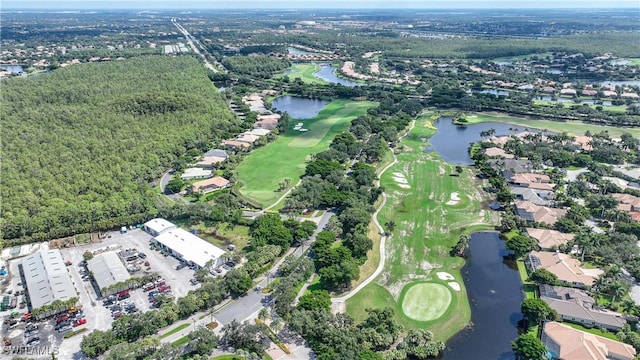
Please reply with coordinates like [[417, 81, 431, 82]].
[[609, 281, 628, 305], [621, 299, 636, 315], [271, 318, 282, 333], [258, 308, 270, 322]]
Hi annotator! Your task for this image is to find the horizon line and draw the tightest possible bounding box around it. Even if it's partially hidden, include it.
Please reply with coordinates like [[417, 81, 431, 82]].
[[3, 7, 640, 10]]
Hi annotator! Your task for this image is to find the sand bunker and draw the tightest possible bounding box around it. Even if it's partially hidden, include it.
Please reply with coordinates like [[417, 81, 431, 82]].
[[393, 173, 410, 189], [393, 176, 408, 184], [448, 282, 461, 291], [436, 272, 455, 281], [445, 192, 460, 205], [398, 184, 410, 189]]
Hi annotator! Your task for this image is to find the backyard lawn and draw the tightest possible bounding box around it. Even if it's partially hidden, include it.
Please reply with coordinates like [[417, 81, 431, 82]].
[[346, 118, 498, 341], [236, 99, 376, 207]]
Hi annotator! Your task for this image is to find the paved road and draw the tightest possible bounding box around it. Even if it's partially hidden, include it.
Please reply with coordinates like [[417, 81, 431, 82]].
[[214, 211, 333, 324], [171, 18, 220, 73]]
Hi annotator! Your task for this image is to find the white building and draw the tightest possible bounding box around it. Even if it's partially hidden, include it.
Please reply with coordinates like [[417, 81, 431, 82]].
[[143, 218, 177, 237], [153, 228, 226, 268], [87, 251, 130, 295], [180, 167, 213, 181], [21, 250, 76, 311]]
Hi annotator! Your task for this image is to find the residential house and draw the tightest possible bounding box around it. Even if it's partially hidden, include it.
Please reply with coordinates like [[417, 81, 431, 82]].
[[526, 228, 574, 250], [191, 176, 231, 194], [527, 251, 602, 288], [602, 90, 618, 98], [511, 187, 554, 206], [581, 89, 598, 97], [484, 147, 514, 159], [194, 149, 228, 169], [621, 92, 639, 100], [514, 201, 567, 226], [612, 193, 640, 222], [222, 140, 251, 150], [509, 173, 554, 191], [180, 168, 213, 181], [236, 134, 260, 144], [542, 321, 635, 360], [560, 88, 577, 96], [487, 159, 533, 174], [572, 135, 593, 151], [244, 128, 271, 137], [540, 285, 627, 331]]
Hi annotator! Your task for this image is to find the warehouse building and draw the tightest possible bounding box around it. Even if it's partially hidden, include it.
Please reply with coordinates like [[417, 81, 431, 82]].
[[142, 218, 177, 237], [153, 227, 226, 268], [21, 250, 76, 312], [87, 251, 131, 296]]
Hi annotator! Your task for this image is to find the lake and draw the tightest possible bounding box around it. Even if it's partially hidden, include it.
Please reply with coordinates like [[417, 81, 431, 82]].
[[0, 65, 24, 74], [271, 96, 330, 119], [287, 47, 318, 56], [443, 232, 524, 360], [426, 118, 539, 165], [315, 65, 362, 87]]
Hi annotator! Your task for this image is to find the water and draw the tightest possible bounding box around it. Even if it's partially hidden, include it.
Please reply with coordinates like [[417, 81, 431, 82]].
[[476, 89, 510, 96], [287, 47, 317, 56], [600, 80, 640, 87], [611, 60, 630, 66], [427, 118, 540, 165], [0, 65, 24, 74], [315, 65, 362, 87], [271, 96, 330, 119], [443, 232, 524, 360]]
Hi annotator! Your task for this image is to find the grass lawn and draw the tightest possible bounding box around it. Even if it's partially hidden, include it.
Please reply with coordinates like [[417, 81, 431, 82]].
[[465, 112, 640, 138], [400, 282, 452, 322], [273, 64, 327, 85], [210, 355, 242, 360], [531, 99, 628, 114], [160, 323, 190, 339], [171, 335, 190, 346], [236, 100, 377, 207], [174, 221, 250, 251], [564, 322, 620, 341], [346, 117, 499, 341]]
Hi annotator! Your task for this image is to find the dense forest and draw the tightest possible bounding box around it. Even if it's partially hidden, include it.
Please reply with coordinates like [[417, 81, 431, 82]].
[[1, 55, 238, 243]]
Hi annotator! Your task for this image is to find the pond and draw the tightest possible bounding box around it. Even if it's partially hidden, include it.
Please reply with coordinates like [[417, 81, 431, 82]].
[[315, 65, 362, 87], [0, 65, 24, 74], [287, 47, 318, 56], [271, 96, 330, 119], [426, 117, 540, 165], [443, 232, 524, 360], [600, 80, 640, 87]]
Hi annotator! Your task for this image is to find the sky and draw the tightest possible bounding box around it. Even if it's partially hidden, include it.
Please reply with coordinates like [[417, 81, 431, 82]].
[[3, 0, 640, 10]]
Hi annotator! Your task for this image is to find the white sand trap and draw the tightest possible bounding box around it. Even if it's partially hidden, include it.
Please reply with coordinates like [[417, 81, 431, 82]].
[[436, 272, 455, 281], [445, 192, 460, 205], [448, 282, 461, 291], [393, 176, 408, 184], [398, 184, 411, 189], [392, 172, 404, 177], [468, 115, 477, 118]]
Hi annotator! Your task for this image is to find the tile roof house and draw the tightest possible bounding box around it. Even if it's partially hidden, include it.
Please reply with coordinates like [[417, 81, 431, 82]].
[[542, 321, 636, 360], [194, 149, 228, 169], [572, 135, 593, 151], [236, 134, 260, 144], [527, 251, 602, 288], [222, 139, 251, 150], [509, 173, 554, 191], [526, 228, 574, 250], [191, 176, 231, 194], [581, 89, 598, 96], [180, 167, 213, 181], [484, 147, 515, 159], [540, 285, 627, 331], [487, 159, 533, 173], [612, 193, 640, 222], [514, 201, 567, 226]]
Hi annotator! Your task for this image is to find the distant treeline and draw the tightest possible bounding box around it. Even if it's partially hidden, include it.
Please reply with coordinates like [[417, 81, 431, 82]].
[[0, 55, 239, 243]]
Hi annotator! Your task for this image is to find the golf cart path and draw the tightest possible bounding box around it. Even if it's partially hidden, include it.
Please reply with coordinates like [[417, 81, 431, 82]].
[[331, 119, 416, 309]]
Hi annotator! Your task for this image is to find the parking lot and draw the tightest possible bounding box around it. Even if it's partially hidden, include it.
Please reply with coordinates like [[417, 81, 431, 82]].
[[1, 227, 209, 358]]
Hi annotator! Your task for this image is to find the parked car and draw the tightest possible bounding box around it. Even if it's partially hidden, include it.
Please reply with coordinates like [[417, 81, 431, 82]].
[[57, 325, 72, 333], [55, 321, 70, 330], [26, 337, 40, 346], [143, 283, 156, 292], [138, 252, 147, 259], [24, 329, 38, 337], [158, 285, 170, 293], [26, 324, 37, 332], [175, 263, 186, 270], [113, 312, 123, 320], [56, 315, 69, 323], [74, 318, 87, 327], [117, 291, 130, 300], [190, 278, 199, 285]]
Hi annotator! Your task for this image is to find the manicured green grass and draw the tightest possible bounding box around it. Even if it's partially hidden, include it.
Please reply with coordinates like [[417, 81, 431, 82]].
[[171, 335, 190, 346], [274, 64, 328, 85], [161, 323, 190, 339], [532, 100, 628, 114], [236, 100, 377, 207], [210, 355, 242, 360], [564, 322, 620, 341], [465, 112, 640, 138], [346, 115, 499, 341], [401, 282, 452, 321]]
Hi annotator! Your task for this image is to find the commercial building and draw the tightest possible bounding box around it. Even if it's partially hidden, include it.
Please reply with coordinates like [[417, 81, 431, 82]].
[[87, 251, 131, 296], [153, 227, 226, 268], [21, 250, 76, 312], [143, 218, 177, 237]]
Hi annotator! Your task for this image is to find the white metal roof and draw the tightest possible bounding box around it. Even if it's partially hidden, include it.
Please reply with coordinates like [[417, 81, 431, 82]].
[[180, 167, 213, 179], [154, 228, 225, 268], [143, 218, 177, 236], [87, 251, 130, 291], [21, 250, 76, 309]]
